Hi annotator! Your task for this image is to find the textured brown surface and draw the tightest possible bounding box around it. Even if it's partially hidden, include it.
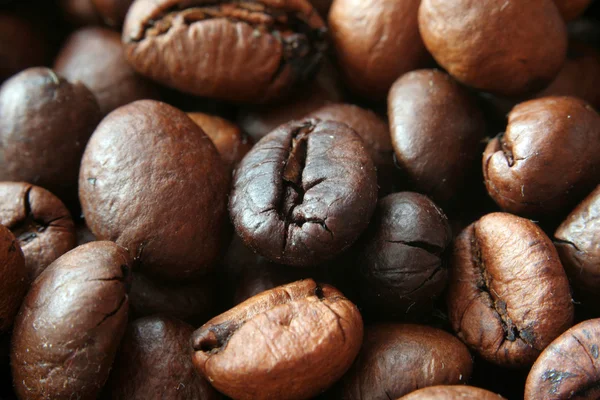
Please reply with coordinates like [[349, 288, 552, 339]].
[[11, 241, 132, 400], [0, 67, 102, 205], [483, 96, 600, 218], [389, 69, 485, 205], [398, 385, 505, 400], [419, 0, 567, 96], [0, 182, 76, 280], [79, 100, 230, 281], [123, 0, 327, 102], [329, 0, 428, 99], [55, 27, 159, 116], [0, 225, 27, 333], [230, 118, 378, 266], [104, 316, 219, 400], [525, 318, 600, 400], [337, 324, 473, 400], [192, 279, 363, 400], [448, 213, 574, 367]]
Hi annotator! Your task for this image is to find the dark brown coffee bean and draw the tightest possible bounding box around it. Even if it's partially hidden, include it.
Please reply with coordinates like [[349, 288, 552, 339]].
[[354, 192, 451, 320], [0, 182, 76, 280], [388, 69, 486, 205], [525, 318, 600, 400], [187, 112, 253, 173], [55, 27, 159, 116], [329, 0, 428, 100], [129, 271, 215, 325], [92, 0, 133, 27], [309, 103, 397, 194], [230, 118, 377, 266], [336, 324, 472, 400], [0, 68, 102, 206], [448, 212, 574, 368], [419, 0, 567, 96], [554, 0, 593, 21], [0, 225, 27, 333], [122, 0, 327, 103], [191, 279, 363, 400], [79, 100, 230, 281], [104, 316, 219, 400], [398, 385, 505, 400], [483, 96, 600, 218], [11, 241, 132, 400], [554, 185, 600, 298]]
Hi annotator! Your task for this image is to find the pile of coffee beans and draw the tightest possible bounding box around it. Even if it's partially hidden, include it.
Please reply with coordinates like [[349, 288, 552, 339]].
[[1, 0, 600, 399]]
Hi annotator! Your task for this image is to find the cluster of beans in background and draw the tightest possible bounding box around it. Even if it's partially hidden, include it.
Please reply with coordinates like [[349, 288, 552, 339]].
[[1, 0, 600, 399]]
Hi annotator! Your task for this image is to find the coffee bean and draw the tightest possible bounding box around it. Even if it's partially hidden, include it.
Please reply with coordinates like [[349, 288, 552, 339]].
[[525, 318, 600, 400], [0, 182, 76, 280], [230, 118, 378, 266], [191, 279, 363, 400], [122, 0, 327, 102], [0, 225, 27, 333], [79, 100, 230, 281], [11, 241, 132, 399], [448, 212, 574, 367], [335, 324, 472, 400], [397, 385, 505, 400]]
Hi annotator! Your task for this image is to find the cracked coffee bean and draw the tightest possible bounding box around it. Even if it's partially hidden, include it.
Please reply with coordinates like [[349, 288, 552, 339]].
[[191, 279, 363, 400], [187, 112, 253, 173], [448, 212, 574, 368], [0, 224, 27, 333], [554, 0, 593, 21], [398, 385, 505, 400], [388, 69, 486, 206], [353, 192, 452, 320], [335, 324, 473, 400], [230, 118, 378, 266], [525, 318, 600, 400], [104, 316, 219, 400], [328, 0, 428, 100], [11, 241, 132, 400], [79, 100, 230, 281], [554, 185, 600, 300], [308, 103, 397, 195], [55, 27, 160, 116], [483, 96, 600, 218], [0, 182, 76, 280], [0, 67, 102, 206], [419, 0, 567, 96], [122, 0, 327, 103]]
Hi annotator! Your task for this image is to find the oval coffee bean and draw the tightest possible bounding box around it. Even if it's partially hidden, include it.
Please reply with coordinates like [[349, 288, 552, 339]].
[[0, 225, 27, 333], [230, 118, 377, 266], [398, 385, 505, 400], [11, 241, 132, 400], [191, 279, 363, 400], [448, 212, 574, 367]]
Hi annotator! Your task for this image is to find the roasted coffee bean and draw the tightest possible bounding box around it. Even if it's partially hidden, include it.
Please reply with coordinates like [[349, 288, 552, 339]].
[[329, 0, 428, 100], [104, 316, 219, 400], [336, 324, 472, 400], [525, 318, 600, 400], [448, 213, 574, 367], [554, 0, 593, 21], [187, 112, 253, 173], [79, 100, 230, 281], [122, 0, 327, 103], [309, 103, 397, 194], [230, 118, 378, 266], [354, 192, 451, 320], [0, 67, 102, 206], [388, 69, 486, 205], [55, 27, 159, 116], [0, 182, 76, 280], [192, 279, 363, 400], [398, 385, 505, 400], [11, 241, 132, 400], [483, 96, 600, 218], [554, 185, 600, 298], [419, 0, 567, 96], [129, 271, 215, 325], [0, 225, 27, 333]]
